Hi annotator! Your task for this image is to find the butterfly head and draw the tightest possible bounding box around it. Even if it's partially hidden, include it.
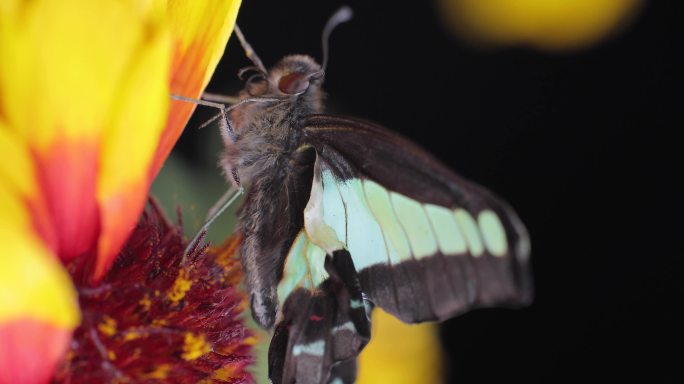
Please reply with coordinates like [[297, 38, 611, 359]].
[[240, 55, 324, 100], [229, 5, 351, 121], [222, 56, 324, 186]]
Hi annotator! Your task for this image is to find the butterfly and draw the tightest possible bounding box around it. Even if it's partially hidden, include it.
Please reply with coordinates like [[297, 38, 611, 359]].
[[190, 7, 532, 384]]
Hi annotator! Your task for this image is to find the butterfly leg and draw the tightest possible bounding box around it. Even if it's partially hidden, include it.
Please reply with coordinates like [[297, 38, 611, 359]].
[[201, 92, 241, 104], [182, 186, 244, 262], [170, 93, 282, 143], [170, 94, 238, 142], [205, 185, 241, 222], [192, 93, 241, 131]]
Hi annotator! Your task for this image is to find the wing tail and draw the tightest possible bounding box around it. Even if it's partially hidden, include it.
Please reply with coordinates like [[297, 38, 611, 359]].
[[269, 252, 371, 384]]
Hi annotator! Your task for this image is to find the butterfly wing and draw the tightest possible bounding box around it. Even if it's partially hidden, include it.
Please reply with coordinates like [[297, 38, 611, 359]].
[[301, 114, 532, 323], [268, 114, 532, 383], [270, 235, 371, 384]]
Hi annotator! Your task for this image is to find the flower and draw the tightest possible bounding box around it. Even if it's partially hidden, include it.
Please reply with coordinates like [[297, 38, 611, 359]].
[[437, 0, 644, 51], [54, 203, 253, 383], [0, 0, 242, 382], [0, 0, 241, 284]]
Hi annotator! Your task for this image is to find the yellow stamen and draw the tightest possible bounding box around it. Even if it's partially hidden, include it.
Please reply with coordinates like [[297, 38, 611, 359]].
[[182, 332, 211, 361], [97, 316, 117, 337], [167, 267, 193, 303]]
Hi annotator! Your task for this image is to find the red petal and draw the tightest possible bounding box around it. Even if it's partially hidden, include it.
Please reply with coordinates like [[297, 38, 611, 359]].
[[31, 139, 100, 264], [0, 318, 72, 384]]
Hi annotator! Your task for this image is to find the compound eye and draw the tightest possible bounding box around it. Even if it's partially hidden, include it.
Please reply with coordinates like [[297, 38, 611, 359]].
[[246, 73, 265, 86], [278, 72, 310, 95]]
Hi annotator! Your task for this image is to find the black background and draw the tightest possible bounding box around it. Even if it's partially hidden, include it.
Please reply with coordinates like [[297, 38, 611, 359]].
[[175, 0, 680, 382]]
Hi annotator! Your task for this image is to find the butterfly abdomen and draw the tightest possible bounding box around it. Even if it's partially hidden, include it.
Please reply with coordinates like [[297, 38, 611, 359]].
[[235, 140, 318, 328]]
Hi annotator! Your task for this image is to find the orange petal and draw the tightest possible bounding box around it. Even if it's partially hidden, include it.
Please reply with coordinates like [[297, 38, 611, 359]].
[[149, 0, 242, 179], [0, 319, 73, 384], [93, 178, 148, 281]]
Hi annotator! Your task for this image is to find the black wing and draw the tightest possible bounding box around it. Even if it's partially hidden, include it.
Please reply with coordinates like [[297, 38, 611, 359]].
[[301, 114, 532, 323], [266, 114, 532, 384]]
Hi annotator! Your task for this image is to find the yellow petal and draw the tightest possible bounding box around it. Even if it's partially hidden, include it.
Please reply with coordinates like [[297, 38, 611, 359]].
[[438, 0, 643, 51], [0, 120, 79, 326], [98, 3, 170, 202], [0, 228, 79, 330], [0, 187, 78, 383], [358, 309, 443, 383], [0, 125, 37, 222], [167, 0, 242, 93], [1, 0, 173, 281], [0, 170, 79, 329], [0, 0, 166, 148], [149, 0, 242, 178], [95, 1, 171, 280]]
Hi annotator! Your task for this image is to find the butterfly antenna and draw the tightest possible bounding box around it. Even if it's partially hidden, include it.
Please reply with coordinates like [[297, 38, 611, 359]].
[[321, 6, 354, 72], [234, 25, 268, 74]]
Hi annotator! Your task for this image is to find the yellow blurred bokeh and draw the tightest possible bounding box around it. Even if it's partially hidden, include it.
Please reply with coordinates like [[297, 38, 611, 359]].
[[358, 309, 443, 384], [437, 0, 643, 51]]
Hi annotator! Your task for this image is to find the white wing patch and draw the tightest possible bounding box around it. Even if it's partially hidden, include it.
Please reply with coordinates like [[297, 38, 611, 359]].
[[292, 340, 325, 357], [334, 178, 389, 270], [304, 161, 345, 254], [424, 204, 468, 255], [363, 180, 411, 264], [277, 231, 329, 306], [302, 165, 510, 273], [455, 209, 485, 257], [478, 210, 508, 257], [320, 169, 347, 247], [390, 192, 439, 259]]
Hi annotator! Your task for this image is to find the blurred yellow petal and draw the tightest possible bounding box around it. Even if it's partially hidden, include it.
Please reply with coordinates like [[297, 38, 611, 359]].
[[0, 0, 167, 148], [95, 4, 171, 280], [0, 217, 79, 331], [0, 0, 171, 281], [149, 0, 242, 178], [0, 126, 37, 223], [358, 309, 443, 384], [0, 152, 79, 383], [438, 0, 643, 51], [168, 0, 242, 91]]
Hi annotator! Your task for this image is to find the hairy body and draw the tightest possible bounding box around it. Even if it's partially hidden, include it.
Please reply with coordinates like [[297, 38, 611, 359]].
[[224, 55, 324, 328]]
